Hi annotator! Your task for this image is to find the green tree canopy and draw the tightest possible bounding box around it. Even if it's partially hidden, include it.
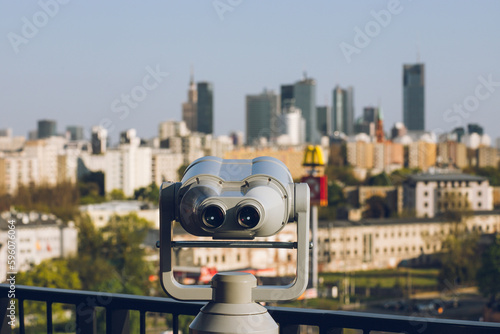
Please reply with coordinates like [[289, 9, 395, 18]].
[[324, 166, 360, 186], [8, 182, 79, 221], [133, 182, 160, 204], [438, 221, 480, 289], [17, 258, 81, 289], [477, 235, 500, 302], [108, 189, 127, 201], [177, 164, 189, 180], [363, 195, 391, 219], [463, 166, 500, 186], [365, 172, 392, 186], [71, 213, 155, 295]]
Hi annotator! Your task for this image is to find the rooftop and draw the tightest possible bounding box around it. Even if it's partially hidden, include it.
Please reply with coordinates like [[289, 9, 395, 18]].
[[407, 173, 487, 183], [0, 211, 65, 230]]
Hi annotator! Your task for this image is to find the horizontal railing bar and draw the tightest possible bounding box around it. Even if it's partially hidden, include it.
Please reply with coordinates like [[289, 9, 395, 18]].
[[266, 306, 500, 334], [171, 241, 299, 249], [1, 285, 203, 316], [1, 284, 499, 334]]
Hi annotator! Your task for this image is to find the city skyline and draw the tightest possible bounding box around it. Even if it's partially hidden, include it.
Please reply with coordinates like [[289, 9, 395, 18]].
[[1, 2, 500, 142]]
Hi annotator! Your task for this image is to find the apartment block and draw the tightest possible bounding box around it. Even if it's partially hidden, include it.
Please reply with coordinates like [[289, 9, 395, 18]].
[[403, 173, 493, 218]]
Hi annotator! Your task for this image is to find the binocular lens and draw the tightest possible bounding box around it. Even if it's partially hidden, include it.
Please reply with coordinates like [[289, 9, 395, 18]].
[[238, 206, 260, 228], [202, 206, 225, 228]]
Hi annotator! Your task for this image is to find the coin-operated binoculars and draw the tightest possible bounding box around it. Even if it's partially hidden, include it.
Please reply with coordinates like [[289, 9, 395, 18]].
[[159, 156, 310, 334]]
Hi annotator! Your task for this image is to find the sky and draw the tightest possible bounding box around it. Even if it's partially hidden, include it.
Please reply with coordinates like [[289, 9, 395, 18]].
[[1, 0, 500, 144]]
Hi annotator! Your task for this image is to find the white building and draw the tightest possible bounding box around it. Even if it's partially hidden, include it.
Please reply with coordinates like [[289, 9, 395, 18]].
[[159, 120, 190, 140], [80, 200, 158, 228], [105, 143, 152, 197], [0, 211, 78, 281], [23, 137, 67, 186], [403, 173, 493, 218], [277, 107, 305, 146], [152, 149, 184, 184], [0, 154, 38, 194]]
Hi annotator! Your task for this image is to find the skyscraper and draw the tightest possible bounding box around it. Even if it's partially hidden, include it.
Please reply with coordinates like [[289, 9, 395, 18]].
[[403, 63, 425, 131], [91, 126, 107, 155], [332, 86, 354, 135], [66, 126, 84, 141], [182, 70, 198, 132], [280, 84, 294, 109], [38, 120, 57, 139], [294, 75, 317, 143], [245, 89, 279, 145], [316, 106, 330, 136], [197, 82, 213, 134]]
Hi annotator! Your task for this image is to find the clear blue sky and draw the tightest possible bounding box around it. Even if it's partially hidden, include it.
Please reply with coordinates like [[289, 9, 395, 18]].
[[1, 1, 500, 144]]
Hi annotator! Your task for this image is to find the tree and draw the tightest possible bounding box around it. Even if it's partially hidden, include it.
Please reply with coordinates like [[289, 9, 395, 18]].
[[363, 195, 391, 218], [17, 258, 81, 289], [389, 168, 421, 186], [324, 166, 360, 186], [318, 181, 347, 220], [365, 172, 392, 186], [177, 164, 189, 180], [100, 213, 155, 295], [79, 171, 105, 204], [438, 203, 478, 289], [463, 166, 500, 186], [477, 235, 500, 303], [17, 258, 82, 324], [71, 213, 155, 295], [108, 189, 127, 200], [11, 182, 80, 221], [134, 182, 160, 204]]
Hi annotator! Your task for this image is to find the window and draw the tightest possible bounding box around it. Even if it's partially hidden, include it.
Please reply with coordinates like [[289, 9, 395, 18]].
[[424, 191, 428, 197], [424, 202, 428, 208], [478, 191, 482, 197], [479, 202, 482, 208]]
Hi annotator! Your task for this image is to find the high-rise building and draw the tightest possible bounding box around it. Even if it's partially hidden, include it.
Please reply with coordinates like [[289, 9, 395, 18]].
[[280, 105, 305, 145], [316, 106, 329, 136], [280, 85, 295, 109], [182, 70, 198, 132], [38, 120, 57, 139], [0, 128, 12, 137], [403, 63, 425, 131], [332, 86, 354, 135], [375, 108, 385, 143], [294, 76, 317, 143], [468, 123, 484, 136], [354, 106, 378, 135], [66, 126, 84, 141], [245, 89, 279, 145], [91, 126, 107, 155], [197, 82, 213, 134]]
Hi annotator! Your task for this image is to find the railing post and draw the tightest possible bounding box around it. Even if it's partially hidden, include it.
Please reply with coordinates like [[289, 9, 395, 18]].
[[76, 305, 96, 334], [280, 324, 300, 334], [106, 309, 130, 334], [0, 297, 12, 334]]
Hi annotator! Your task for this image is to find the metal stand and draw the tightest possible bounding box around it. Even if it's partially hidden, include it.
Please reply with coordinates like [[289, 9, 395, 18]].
[[189, 273, 278, 334]]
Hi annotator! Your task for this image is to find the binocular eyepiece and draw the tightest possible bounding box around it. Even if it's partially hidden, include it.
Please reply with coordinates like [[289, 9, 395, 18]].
[[165, 156, 295, 239]]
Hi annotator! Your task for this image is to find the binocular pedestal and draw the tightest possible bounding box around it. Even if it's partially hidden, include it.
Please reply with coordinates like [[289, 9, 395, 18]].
[[190, 273, 278, 334]]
